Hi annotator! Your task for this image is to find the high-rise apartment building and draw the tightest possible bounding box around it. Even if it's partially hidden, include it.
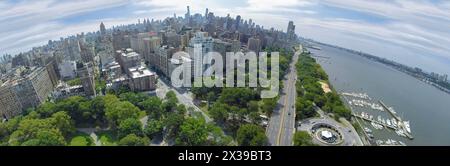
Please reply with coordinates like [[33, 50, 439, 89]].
[[287, 21, 296, 40], [0, 67, 55, 119], [247, 37, 261, 53]]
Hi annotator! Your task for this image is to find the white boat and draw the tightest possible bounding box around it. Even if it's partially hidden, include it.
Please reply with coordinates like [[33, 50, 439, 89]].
[[386, 119, 391, 126], [372, 122, 383, 130], [392, 118, 398, 127], [399, 141, 407, 146], [386, 139, 392, 145], [404, 121, 411, 133], [377, 116, 382, 122], [395, 129, 405, 137], [382, 119, 386, 124], [364, 127, 372, 133], [391, 139, 398, 144], [388, 107, 397, 114], [376, 140, 383, 145]]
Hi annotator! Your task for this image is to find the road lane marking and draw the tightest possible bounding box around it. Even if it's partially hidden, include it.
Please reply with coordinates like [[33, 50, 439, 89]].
[[276, 52, 299, 145]]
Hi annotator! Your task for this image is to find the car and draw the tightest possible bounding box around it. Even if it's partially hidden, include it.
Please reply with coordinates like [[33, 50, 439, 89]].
[[288, 112, 291, 116]]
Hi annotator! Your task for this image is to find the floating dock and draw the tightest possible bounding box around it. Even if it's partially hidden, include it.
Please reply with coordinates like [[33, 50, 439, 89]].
[[378, 101, 414, 140], [352, 114, 396, 130]]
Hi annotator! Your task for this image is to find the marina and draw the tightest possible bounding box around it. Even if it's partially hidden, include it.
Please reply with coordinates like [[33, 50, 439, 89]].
[[312, 44, 450, 145], [341, 91, 414, 144], [376, 139, 407, 146]]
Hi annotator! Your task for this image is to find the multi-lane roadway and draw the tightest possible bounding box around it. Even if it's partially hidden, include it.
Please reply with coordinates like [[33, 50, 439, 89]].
[[266, 46, 301, 146]]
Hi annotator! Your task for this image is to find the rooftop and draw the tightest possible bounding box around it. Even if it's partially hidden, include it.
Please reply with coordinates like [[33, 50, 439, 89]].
[[128, 66, 154, 79], [170, 55, 192, 65]]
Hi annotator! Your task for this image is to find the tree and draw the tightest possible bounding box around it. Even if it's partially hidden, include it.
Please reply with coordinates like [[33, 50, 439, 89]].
[[162, 91, 178, 112], [206, 92, 216, 107], [176, 104, 187, 115], [119, 92, 148, 107], [163, 112, 185, 138], [143, 119, 164, 139], [56, 96, 87, 122], [90, 95, 107, 124], [261, 98, 277, 115], [314, 95, 327, 108], [165, 91, 178, 102], [118, 118, 143, 138], [118, 134, 149, 146], [295, 98, 316, 120], [236, 124, 268, 146], [293, 131, 314, 146], [8, 118, 66, 146], [0, 116, 22, 142], [16, 119, 53, 139], [140, 97, 163, 118], [249, 112, 261, 124], [209, 103, 229, 123], [105, 101, 141, 128], [21, 129, 66, 146], [175, 118, 208, 146], [50, 111, 75, 136], [206, 124, 233, 146], [218, 88, 258, 107], [36, 102, 57, 118], [248, 101, 259, 112]]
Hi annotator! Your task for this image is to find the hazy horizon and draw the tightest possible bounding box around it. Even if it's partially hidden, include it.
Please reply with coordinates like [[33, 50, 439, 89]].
[[1, 0, 449, 75]]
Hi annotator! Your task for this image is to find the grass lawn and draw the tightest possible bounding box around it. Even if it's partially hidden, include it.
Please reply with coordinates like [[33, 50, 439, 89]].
[[69, 133, 93, 146], [97, 131, 117, 146]]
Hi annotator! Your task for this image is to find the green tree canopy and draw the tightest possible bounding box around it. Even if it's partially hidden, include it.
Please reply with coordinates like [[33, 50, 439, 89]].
[[143, 119, 164, 139], [293, 131, 314, 146], [139, 97, 163, 119], [105, 101, 141, 128], [175, 118, 208, 146], [49, 111, 75, 136], [209, 103, 229, 123], [118, 118, 143, 138], [118, 134, 149, 146], [236, 124, 268, 146]]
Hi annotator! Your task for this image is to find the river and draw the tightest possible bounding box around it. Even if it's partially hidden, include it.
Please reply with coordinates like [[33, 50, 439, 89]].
[[310, 44, 450, 146]]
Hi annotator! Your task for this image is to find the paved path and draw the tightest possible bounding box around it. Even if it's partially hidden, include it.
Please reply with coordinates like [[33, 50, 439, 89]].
[[77, 128, 101, 146], [156, 79, 212, 122]]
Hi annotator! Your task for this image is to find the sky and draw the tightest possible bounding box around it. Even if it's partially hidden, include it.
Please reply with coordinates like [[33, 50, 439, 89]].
[[1, 0, 449, 75]]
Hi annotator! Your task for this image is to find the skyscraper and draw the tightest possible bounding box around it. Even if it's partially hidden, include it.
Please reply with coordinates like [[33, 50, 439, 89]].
[[287, 21, 296, 40], [185, 6, 191, 20], [235, 15, 241, 30], [100, 22, 106, 35], [247, 37, 261, 53]]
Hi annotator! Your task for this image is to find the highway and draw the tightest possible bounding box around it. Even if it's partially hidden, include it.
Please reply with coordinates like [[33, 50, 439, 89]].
[[266, 46, 301, 146]]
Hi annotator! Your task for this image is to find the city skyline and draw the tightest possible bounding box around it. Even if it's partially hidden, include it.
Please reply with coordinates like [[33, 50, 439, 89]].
[[1, 0, 450, 148], [1, 0, 450, 75]]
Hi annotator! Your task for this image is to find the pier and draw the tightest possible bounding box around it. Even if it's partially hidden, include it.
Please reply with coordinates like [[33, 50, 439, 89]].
[[378, 100, 414, 140], [379, 100, 401, 121], [310, 54, 331, 59], [352, 114, 397, 130]]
